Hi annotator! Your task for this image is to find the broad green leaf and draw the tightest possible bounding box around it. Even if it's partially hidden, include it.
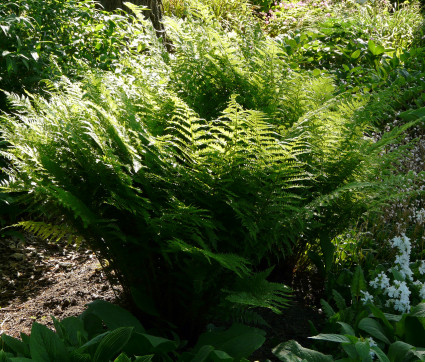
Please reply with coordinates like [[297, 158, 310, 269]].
[[0, 351, 8, 362], [320, 299, 335, 318], [411, 303, 425, 318], [369, 304, 394, 332], [383, 313, 402, 322], [76, 331, 109, 354], [114, 352, 132, 362], [134, 356, 154, 361], [387, 341, 415, 362], [210, 350, 233, 361], [342, 343, 358, 360], [195, 323, 265, 360], [68, 351, 91, 362], [358, 318, 391, 344], [83, 300, 145, 333], [273, 340, 333, 361], [351, 49, 361, 59], [123, 331, 178, 356], [371, 346, 390, 362], [404, 316, 425, 348], [93, 327, 133, 362], [354, 341, 370, 359], [60, 316, 88, 346], [309, 334, 350, 343], [1, 334, 30, 357], [139, 333, 177, 352], [29, 322, 69, 362], [192, 345, 215, 362], [368, 40, 376, 54], [368, 40, 385, 56], [351, 266, 366, 299], [337, 322, 355, 336]]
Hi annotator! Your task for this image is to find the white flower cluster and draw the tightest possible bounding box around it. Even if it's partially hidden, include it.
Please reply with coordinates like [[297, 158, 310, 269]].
[[391, 235, 413, 281], [368, 337, 377, 359], [365, 234, 425, 314], [419, 260, 425, 275], [360, 290, 374, 304]]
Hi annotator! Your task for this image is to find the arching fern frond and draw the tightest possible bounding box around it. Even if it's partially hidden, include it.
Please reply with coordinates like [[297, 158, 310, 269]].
[[14, 220, 83, 245]]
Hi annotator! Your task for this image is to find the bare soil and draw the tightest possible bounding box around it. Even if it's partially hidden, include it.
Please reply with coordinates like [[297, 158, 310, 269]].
[[0, 233, 122, 338]]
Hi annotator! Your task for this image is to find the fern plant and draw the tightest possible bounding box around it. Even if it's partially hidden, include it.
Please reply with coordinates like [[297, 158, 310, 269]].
[[0, 73, 301, 338], [1, 1, 423, 340]]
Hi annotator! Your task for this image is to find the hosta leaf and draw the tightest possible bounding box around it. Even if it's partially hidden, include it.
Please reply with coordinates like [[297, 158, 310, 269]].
[[114, 352, 131, 362], [210, 350, 233, 361], [273, 340, 333, 361], [29, 322, 69, 362], [123, 332, 178, 355], [404, 316, 425, 348], [369, 304, 394, 332], [410, 303, 425, 318], [195, 323, 265, 360], [93, 327, 133, 362], [358, 318, 391, 345], [371, 346, 390, 362], [387, 341, 415, 361], [83, 300, 145, 333], [354, 341, 370, 359], [337, 322, 355, 336], [134, 356, 154, 361], [191, 345, 215, 362], [309, 334, 350, 343], [1, 334, 30, 357]]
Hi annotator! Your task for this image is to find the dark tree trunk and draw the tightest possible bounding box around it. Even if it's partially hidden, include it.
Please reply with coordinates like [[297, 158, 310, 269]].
[[99, 0, 173, 51]]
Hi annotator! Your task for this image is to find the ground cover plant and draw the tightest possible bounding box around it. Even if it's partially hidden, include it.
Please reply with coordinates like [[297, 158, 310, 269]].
[[0, 0, 425, 360], [1, 300, 266, 361]]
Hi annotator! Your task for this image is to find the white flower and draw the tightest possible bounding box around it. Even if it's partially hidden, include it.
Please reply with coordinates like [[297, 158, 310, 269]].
[[361, 290, 374, 305], [420, 285, 425, 300], [419, 260, 425, 275], [370, 272, 390, 289]]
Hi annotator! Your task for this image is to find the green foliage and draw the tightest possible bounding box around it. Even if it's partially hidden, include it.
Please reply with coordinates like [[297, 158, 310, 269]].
[[0, 0, 158, 103], [165, 2, 282, 120], [163, 0, 258, 27], [0, 300, 264, 361], [1, 0, 422, 335], [267, 0, 424, 92], [275, 299, 425, 361], [0, 73, 299, 336], [0, 0, 424, 352]]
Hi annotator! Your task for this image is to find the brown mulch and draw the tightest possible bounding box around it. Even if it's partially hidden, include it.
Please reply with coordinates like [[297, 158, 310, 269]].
[[0, 233, 122, 338]]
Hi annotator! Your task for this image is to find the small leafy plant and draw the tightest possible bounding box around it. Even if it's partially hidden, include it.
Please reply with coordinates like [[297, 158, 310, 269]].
[[0, 300, 265, 361]]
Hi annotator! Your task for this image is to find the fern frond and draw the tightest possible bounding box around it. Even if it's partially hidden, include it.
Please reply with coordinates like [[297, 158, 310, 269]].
[[168, 238, 251, 278], [225, 268, 292, 314], [14, 220, 82, 245]]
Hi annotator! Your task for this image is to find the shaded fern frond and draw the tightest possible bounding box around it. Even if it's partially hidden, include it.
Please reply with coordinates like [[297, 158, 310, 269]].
[[225, 268, 292, 314], [168, 238, 251, 278]]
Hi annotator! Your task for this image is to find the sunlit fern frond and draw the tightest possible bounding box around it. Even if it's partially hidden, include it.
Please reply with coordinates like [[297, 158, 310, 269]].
[[15, 220, 83, 245]]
